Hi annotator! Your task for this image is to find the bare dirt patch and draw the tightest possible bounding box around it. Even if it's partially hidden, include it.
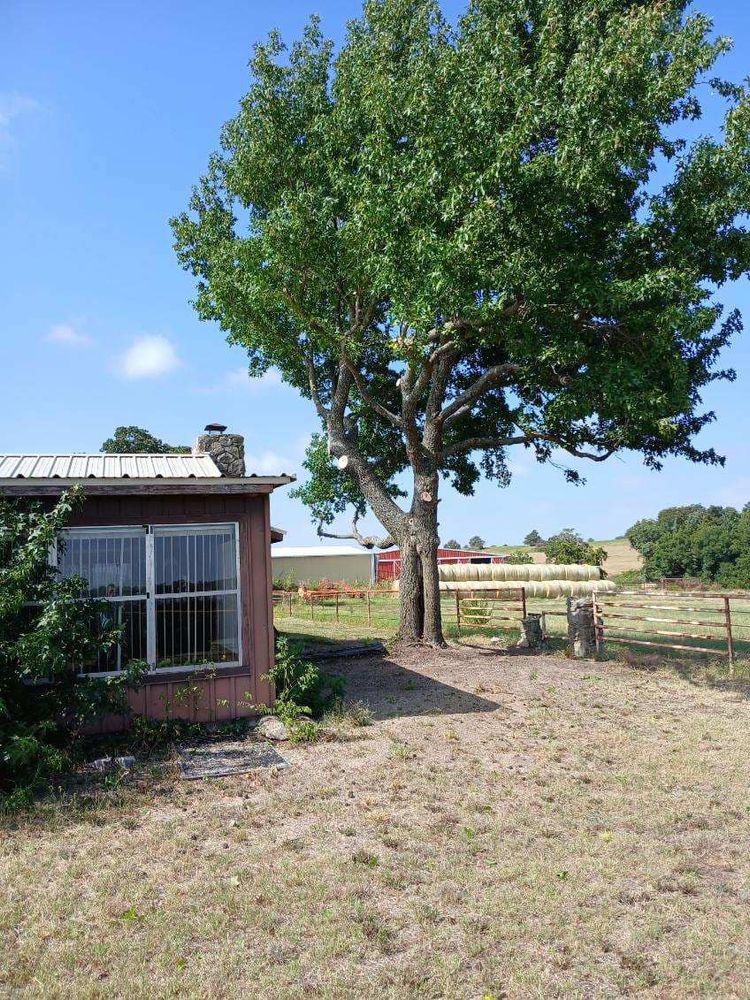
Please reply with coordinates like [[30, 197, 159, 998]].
[[1, 644, 748, 998]]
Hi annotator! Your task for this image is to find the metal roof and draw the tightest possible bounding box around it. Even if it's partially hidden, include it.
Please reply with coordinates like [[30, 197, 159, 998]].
[[0, 453, 224, 480], [272, 545, 373, 558]]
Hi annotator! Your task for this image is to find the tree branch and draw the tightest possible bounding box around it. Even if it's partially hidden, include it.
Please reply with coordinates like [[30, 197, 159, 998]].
[[304, 350, 329, 422], [442, 435, 529, 456], [439, 363, 521, 427], [341, 355, 403, 428], [443, 431, 617, 462], [316, 513, 394, 549]]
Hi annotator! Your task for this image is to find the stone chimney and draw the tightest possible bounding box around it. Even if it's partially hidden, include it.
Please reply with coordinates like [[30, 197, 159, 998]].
[[193, 423, 245, 477]]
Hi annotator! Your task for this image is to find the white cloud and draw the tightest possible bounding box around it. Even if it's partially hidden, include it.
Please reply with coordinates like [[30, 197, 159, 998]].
[[196, 367, 288, 394], [0, 93, 39, 164], [117, 335, 181, 379], [228, 368, 284, 390], [45, 323, 91, 348], [245, 449, 296, 476]]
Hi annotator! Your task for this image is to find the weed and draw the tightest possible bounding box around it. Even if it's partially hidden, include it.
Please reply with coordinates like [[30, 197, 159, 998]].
[[388, 741, 415, 760]]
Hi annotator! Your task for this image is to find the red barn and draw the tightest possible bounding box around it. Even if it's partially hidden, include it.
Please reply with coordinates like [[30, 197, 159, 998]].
[[376, 547, 503, 582]]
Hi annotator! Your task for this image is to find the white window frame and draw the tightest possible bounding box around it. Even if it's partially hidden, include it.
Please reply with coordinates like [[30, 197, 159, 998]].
[[57, 522, 243, 677], [150, 523, 243, 675]]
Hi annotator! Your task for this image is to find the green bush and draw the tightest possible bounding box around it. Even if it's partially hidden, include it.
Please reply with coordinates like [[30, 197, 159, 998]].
[[272, 571, 298, 592], [543, 530, 607, 567], [0, 489, 146, 809], [503, 550, 534, 565], [265, 635, 344, 724], [613, 568, 645, 587]]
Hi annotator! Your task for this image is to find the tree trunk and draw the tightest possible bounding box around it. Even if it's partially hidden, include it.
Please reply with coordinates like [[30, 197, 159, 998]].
[[419, 531, 444, 646], [395, 471, 445, 645], [398, 538, 424, 642], [326, 406, 445, 646]]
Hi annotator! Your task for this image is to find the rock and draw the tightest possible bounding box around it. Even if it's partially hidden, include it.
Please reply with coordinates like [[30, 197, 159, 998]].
[[567, 597, 600, 658], [517, 614, 545, 649], [256, 715, 289, 741], [89, 755, 136, 772], [192, 433, 245, 477], [89, 757, 113, 772]]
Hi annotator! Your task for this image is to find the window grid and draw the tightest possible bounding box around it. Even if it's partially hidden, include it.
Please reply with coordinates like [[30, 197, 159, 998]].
[[153, 526, 240, 670], [57, 523, 242, 676]]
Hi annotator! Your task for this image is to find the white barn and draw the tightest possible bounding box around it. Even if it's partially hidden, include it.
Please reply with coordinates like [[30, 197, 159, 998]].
[[271, 545, 376, 586]]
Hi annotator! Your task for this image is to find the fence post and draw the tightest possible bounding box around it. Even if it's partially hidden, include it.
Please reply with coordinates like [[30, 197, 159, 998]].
[[288, 592, 293, 617], [521, 586, 527, 620], [592, 589, 601, 655], [724, 595, 735, 675], [455, 591, 461, 637], [335, 591, 340, 622], [310, 594, 314, 620], [367, 590, 372, 627]]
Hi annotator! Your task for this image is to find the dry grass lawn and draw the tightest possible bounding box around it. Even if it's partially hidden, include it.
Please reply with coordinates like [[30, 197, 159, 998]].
[[1, 644, 749, 998]]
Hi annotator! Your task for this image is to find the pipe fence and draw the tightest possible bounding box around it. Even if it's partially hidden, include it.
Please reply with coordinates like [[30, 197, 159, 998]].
[[592, 590, 749, 673]]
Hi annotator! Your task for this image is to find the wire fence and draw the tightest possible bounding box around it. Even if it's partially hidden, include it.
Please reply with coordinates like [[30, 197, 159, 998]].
[[272, 588, 528, 634], [273, 586, 750, 669]]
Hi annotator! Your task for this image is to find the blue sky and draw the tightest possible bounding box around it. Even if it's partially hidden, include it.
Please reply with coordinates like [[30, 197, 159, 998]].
[[1, 1, 749, 547]]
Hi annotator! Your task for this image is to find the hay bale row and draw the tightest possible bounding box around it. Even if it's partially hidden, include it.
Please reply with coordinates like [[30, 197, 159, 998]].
[[438, 562, 604, 583], [438, 579, 616, 598]]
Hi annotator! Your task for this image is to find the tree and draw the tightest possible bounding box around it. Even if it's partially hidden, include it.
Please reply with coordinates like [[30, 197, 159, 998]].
[[468, 535, 486, 551], [0, 490, 146, 807], [443, 539, 461, 550], [172, 0, 750, 644], [544, 532, 607, 567], [523, 530, 545, 548], [504, 550, 534, 565], [626, 504, 750, 585], [101, 426, 190, 454]]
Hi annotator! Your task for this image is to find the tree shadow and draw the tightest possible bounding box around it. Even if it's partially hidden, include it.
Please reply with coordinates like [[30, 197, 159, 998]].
[[321, 649, 505, 720]]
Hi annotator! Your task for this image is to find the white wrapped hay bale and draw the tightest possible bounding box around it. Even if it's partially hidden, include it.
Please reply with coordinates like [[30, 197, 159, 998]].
[[437, 562, 604, 584], [435, 579, 616, 598]]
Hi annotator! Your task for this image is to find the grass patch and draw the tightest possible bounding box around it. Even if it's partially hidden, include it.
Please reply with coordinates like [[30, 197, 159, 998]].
[[2, 641, 749, 996]]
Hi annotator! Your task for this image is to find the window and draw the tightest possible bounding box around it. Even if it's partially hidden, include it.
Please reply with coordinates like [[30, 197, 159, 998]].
[[153, 526, 240, 669], [58, 527, 148, 673], [57, 523, 241, 675]]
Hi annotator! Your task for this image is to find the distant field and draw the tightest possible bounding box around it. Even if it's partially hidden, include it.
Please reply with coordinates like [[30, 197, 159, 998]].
[[489, 537, 642, 577]]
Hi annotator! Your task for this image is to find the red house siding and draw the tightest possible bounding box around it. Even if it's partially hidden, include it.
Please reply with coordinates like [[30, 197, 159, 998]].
[[376, 548, 503, 581], [62, 492, 276, 729]]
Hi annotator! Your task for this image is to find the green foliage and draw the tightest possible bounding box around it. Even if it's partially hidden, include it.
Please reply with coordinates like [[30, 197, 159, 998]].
[[626, 504, 750, 587], [265, 635, 344, 725], [443, 539, 461, 550], [544, 529, 607, 566], [613, 568, 646, 587], [286, 719, 320, 745], [173, 0, 750, 618], [504, 550, 534, 565], [101, 426, 189, 454], [289, 433, 405, 529], [467, 536, 485, 551], [523, 530, 545, 548], [0, 490, 147, 806], [273, 571, 298, 593]]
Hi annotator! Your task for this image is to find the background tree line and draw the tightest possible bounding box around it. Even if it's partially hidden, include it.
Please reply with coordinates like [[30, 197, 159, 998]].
[[627, 504, 750, 588]]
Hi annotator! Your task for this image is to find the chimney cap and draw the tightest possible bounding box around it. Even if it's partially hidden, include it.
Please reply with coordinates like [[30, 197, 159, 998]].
[[204, 422, 228, 435]]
